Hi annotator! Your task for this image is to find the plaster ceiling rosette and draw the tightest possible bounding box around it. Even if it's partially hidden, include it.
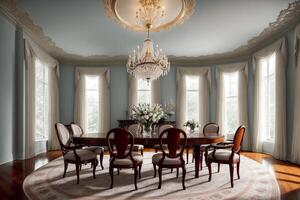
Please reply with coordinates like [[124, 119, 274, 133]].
[[103, 0, 196, 32]]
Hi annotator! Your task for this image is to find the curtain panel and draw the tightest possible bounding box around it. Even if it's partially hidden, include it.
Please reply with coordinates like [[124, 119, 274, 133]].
[[128, 76, 160, 117], [252, 38, 287, 160], [74, 67, 110, 137], [24, 37, 60, 158], [216, 62, 250, 150], [291, 24, 300, 164], [176, 67, 211, 129]]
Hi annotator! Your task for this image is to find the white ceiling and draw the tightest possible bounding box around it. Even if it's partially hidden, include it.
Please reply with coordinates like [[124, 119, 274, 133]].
[[16, 0, 295, 57]]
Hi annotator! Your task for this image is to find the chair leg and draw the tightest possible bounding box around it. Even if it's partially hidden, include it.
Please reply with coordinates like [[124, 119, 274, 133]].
[[100, 152, 104, 170], [237, 162, 240, 179], [134, 167, 138, 190], [117, 168, 120, 175], [92, 160, 97, 179], [192, 149, 195, 163], [229, 163, 234, 188], [182, 166, 186, 190], [109, 166, 114, 189], [218, 163, 220, 172], [80, 164, 82, 171], [200, 151, 203, 170], [138, 164, 142, 179], [75, 164, 80, 184], [158, 167, 162, 189], [207, 161, 212, 182], [141, 149, 144, 156], [153, 163, 157, 178], [171, 168, 173, 173], [63, 161, 68, 178], [176, 168, 179, 178]]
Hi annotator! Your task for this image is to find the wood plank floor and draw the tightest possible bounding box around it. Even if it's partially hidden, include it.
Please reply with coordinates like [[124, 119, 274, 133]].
[[0, 150, 299, 200]]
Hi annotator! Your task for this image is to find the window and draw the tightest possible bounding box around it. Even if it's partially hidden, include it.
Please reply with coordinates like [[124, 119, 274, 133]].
[[137, 79, 151, 105], [85, 76, 100, 134], [35, 58, 49, 141], [186, 76, 199, 121], [223, 72, 239, 136], [260, 53, 276, 142]]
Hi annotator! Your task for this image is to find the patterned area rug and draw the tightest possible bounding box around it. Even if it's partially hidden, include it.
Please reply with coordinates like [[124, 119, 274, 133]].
[[23, 153, 280, 200]]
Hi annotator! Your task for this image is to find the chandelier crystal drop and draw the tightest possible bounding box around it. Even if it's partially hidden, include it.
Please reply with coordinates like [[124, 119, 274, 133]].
[[127, 0, 170, 82]]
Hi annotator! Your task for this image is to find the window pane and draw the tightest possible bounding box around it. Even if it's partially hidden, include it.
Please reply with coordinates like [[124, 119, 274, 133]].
[[223, 72, 239, 136], [85, 76, 100, 134], [186, 76, 199, 90], [186, 76, 199, 122], [137, 91, 151, 105], [137, 79, 151, 105], [34, 58, 49, 141], [261, 53, 276, 142], [137, 79, 151, 90]]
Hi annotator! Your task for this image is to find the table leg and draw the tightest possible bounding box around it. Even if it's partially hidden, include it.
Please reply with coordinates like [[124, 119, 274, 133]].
[[186, 147, 189, 164], [194, 145, 200, 178]]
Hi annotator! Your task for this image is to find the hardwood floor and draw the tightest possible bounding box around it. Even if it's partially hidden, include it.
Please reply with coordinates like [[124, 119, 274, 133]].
[[0, 150, 299, 200]]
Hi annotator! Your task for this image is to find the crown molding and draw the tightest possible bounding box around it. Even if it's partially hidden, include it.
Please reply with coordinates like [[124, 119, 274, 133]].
[[0, 0, 300, 66]]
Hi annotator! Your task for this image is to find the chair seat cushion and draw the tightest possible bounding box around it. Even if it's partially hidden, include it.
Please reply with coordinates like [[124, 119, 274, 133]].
[[133, 144, 144, 151], [64, 149, 97, 161], [83, 146, 104, 154], [208, 149, 240, 162], [152, 153, 184, 166], [111, 152, 143, 166]]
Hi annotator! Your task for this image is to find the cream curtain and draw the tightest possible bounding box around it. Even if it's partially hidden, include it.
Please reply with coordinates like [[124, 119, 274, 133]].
[[176, 67, 211, 129], [253, 38, 287, 160], [74, 67, 110, 137], [216, 62, 250, 150], [128, 76, 160, 117], [291, 24, 300, 164], [24, 37, 60, 158]]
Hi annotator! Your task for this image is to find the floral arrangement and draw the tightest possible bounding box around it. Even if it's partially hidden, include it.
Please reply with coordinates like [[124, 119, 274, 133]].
[[131, 104, 166, 135], [183, 120, 199, 131]]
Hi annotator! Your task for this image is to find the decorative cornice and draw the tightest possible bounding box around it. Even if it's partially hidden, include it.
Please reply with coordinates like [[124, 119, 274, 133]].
[[0, 0, 300, 66]]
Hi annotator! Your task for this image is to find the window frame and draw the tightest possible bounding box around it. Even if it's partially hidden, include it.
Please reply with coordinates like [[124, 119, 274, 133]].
[[137, 79, 152, 105]]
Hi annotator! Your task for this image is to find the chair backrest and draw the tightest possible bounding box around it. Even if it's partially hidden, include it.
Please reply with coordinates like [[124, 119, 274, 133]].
[[233, 125, 246, 153], [70, 123, 84, 137], [55, 123, 72, 149], [203, 123, 219, 137], [127, 124, 143, 138], [107, 128, 134, 159], [160, 128, 187, 158], [158, 124, 174, 135]]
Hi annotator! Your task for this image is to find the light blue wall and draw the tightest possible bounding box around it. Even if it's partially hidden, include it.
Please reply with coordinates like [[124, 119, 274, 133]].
[[0, 15, 16, 164]]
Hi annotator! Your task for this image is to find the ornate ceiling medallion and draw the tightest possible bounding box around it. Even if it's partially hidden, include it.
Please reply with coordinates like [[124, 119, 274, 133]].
[[103, 0, 196, 32]]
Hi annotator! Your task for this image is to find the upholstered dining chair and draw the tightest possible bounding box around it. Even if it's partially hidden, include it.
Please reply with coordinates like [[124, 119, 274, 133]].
[[107, 128, 143, 190], [55, 123, 98, 184], [127, 124, 144, 155], [152, 128, 187, 190], [206, 125, 245, 187], [192, 123, 220, 169], [70, 123, 104, 169], [154, 124, 174, 153]]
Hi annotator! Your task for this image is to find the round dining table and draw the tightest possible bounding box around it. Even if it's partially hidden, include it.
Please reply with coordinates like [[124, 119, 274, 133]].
[[72, 133, 224, 178]]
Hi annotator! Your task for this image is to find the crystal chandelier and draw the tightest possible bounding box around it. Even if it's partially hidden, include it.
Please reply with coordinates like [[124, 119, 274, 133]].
[[127, 0, 170, 82]]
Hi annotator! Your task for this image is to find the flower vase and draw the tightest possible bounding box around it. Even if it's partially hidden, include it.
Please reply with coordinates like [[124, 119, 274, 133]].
[[143, 125, 152, 138], [189, 128, 195, 135]]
